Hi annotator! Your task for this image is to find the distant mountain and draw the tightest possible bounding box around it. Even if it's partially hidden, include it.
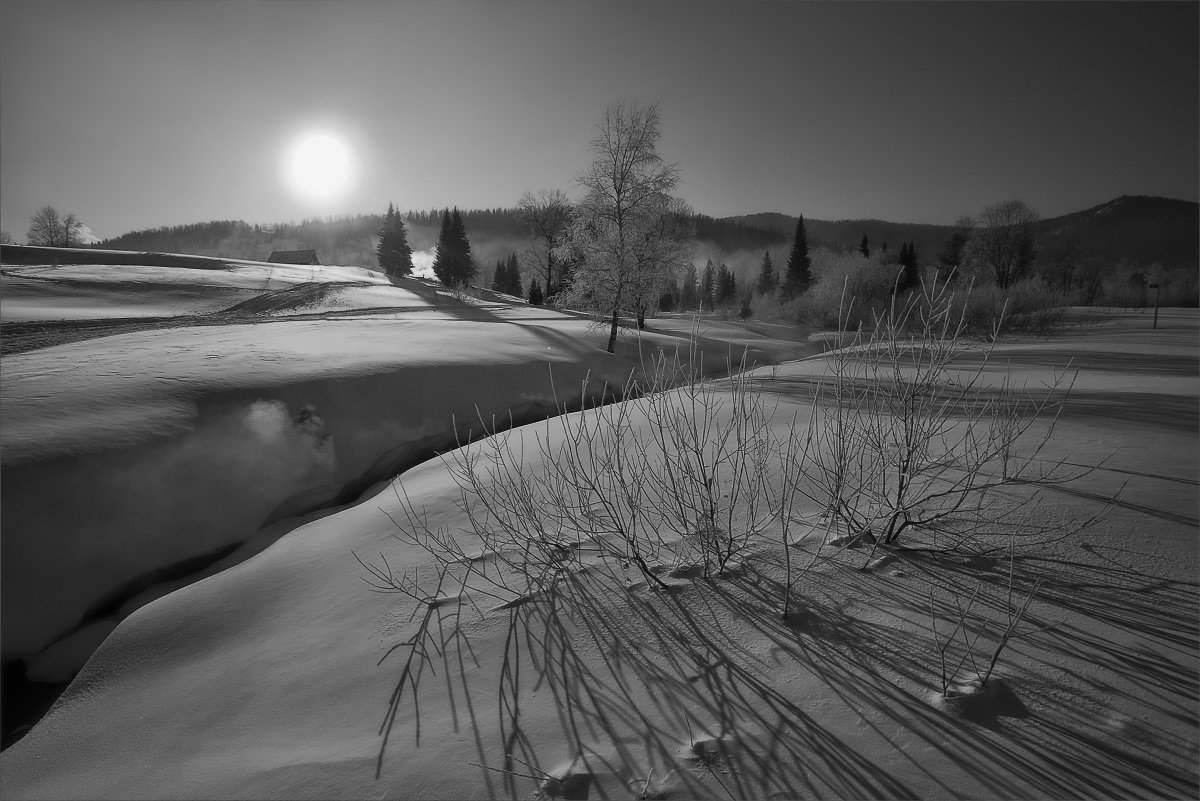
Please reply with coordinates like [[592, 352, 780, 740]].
[[1033, 195, 1198, 268], [88, 195, 1196, 275], [721, 195, 1199, 268]]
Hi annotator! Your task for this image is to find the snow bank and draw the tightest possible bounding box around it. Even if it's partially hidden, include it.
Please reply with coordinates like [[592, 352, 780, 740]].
[[0, 261, 415, 322], [0, 315, 634, 664]]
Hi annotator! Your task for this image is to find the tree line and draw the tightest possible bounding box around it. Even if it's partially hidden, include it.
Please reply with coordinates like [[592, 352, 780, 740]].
[[13, 108, 1194, 319]]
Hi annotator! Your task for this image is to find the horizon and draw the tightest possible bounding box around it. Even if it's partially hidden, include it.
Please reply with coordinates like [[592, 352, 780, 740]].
[[60, 191, 1196, 245], [2, 1, 1197, 240]]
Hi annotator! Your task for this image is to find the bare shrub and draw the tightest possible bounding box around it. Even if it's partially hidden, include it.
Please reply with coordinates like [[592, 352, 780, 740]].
[[795, 274, 1079, 558], [790, 248, 894, 329], [947, 277, 1067, 337], [929, 539, 1049, 697], [376, 327, 789, 613], [639, 338, 780, 578]]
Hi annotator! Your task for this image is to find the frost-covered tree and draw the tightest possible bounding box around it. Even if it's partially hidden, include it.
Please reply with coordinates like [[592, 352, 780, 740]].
[[554, 100, 686, 351], [376, 202, 414, 277], [27, 205, 85, 247], [966, 200, 1038, 288], [781, 215, 812, 299]]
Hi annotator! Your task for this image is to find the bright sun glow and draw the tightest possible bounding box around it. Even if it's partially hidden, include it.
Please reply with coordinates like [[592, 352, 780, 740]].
[[290, 134, 352, 199]]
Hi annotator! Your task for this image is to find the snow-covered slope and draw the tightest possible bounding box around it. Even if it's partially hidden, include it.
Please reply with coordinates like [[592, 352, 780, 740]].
[[3, 311, 1197, 799], [1, 256, 814, 695], [3, 253, 1194, 799]]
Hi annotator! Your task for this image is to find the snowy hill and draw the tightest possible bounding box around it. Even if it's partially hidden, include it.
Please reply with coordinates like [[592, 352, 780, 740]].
[[1, 249, 1196, 799]]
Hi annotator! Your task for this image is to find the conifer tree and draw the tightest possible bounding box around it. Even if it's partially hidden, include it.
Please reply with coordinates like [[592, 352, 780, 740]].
[[432, 207, 477, 286], [781, 215, 813, 299], [756, 249, 777, 294], [680, 262, 699, 309], [936, 230, 969, 284], [432, 209, 454, 285], [701, 260, 716, 309], [896, 241, 920, 293], [491, 257, 508, 293], [528, 276, 544, 305], [506, 253, 523, 295], [377, 203, 414, 278], [449, 208, 476, 285], [859, 235, 870, 258], [716, 263, 737, 306]]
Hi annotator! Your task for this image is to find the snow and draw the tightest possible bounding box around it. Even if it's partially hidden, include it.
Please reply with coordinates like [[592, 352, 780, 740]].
[[0, 314, 649, 662], [1, 255, 1196, 800], [0, 260, 406, 321]]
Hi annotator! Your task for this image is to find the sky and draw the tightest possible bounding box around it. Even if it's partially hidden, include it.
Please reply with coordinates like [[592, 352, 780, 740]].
[[2, 0, 1197, 241]]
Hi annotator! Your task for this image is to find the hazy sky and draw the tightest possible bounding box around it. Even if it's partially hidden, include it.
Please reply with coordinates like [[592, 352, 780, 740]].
[[2, 1, 1197, 240]]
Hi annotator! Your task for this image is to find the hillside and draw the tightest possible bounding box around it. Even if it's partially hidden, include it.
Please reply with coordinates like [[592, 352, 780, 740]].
[[1034, 195, 1199, 268], [83, 196, 1197, 299], [725, 195, 1199, 269]]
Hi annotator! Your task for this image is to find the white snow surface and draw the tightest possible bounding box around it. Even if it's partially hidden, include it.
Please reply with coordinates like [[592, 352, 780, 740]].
[[1, 313, 644, 662], [2, 259, 1195, 801], [0, 261, 407, 320]]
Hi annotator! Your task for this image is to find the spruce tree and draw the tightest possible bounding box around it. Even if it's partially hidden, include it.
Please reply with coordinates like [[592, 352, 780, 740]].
[[859, 235, 870, 258], [432, 207, 477, 286], [936, 231, 968, 284], [448, 208, 476, 285], [781, 215, 813, 299], [756, 250, 777, 294], [701, 260, 716, 309], [528, 276, 544, 305], [377, 202, 414, 278], [680, 262, 699, 309], [432, 209, 454, 285], [897, 241, 920, 293], [506, 253, 523, 295], [716, 263, 736, 306], [491, 257, 508, 293]]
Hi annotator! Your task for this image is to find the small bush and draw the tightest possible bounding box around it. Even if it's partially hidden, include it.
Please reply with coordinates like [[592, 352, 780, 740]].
[[946, 278, 1066, 337], [795, 273, 1079, 555]]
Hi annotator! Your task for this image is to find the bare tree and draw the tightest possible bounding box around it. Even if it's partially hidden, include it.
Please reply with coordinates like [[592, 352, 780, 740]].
[[0, 230, 13, 245], [966, 200, 1038, 288], [27, 205, 85, 248], [627, 196, 694, 328], [555, 100, 683, 353], [517, 188, 571, 299]]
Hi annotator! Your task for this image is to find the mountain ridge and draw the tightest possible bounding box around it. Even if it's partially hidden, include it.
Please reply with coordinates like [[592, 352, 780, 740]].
[[85, 195, 1198, 272], [720, 195, 1199, 267]]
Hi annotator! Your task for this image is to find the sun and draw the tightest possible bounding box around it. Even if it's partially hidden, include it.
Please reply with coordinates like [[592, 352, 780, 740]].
[[288, 134, 353, 200]]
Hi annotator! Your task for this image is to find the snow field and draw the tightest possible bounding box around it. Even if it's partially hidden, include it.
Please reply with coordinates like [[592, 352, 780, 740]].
[[1, 250, 1195, 801]]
